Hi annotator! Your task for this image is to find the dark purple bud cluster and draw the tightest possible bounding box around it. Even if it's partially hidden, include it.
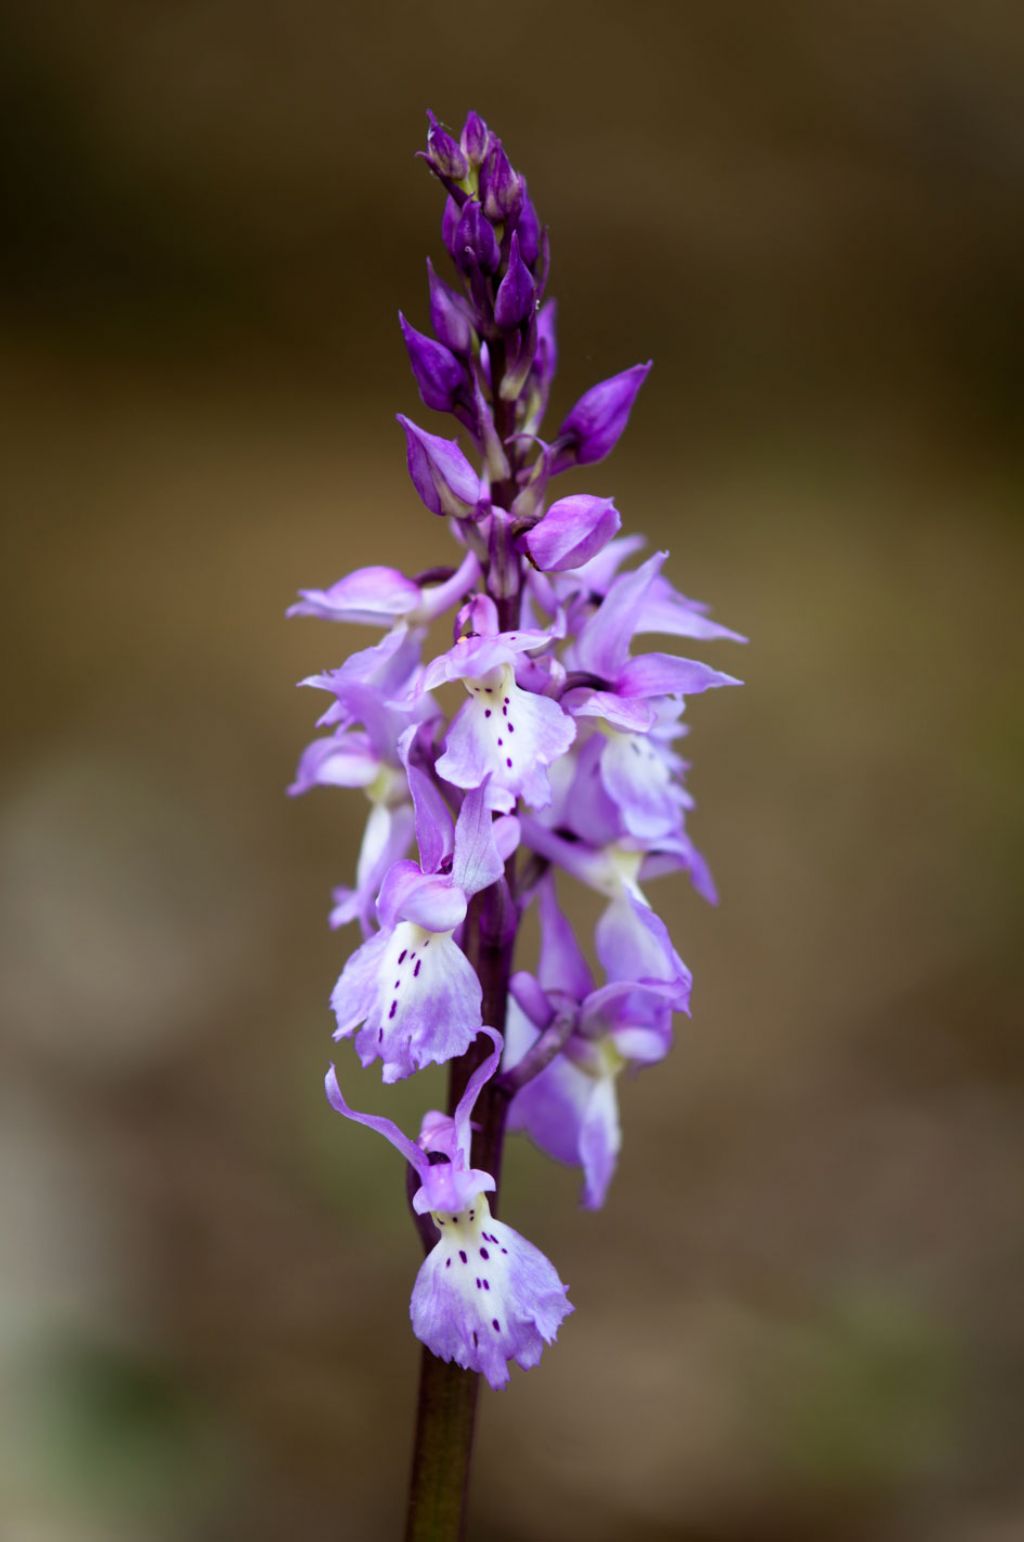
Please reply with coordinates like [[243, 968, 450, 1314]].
[[399, 109, 658, 579]]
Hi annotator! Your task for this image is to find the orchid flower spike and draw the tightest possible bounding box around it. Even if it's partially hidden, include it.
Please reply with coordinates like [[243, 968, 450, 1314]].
[[288, 113, 744, 1425]]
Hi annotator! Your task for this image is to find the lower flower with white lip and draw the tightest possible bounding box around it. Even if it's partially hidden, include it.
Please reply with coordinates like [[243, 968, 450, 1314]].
[[330, 783, 518, 1081], [325, 1028, 573, 1389]]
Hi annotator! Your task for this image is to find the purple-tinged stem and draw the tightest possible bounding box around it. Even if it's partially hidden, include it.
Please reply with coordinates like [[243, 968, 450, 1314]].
[[404, 1352, 480, 1542], [405, 340, 523, 1538], [403, 881, 517, 1542]]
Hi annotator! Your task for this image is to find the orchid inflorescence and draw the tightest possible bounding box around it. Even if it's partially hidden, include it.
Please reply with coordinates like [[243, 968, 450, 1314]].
[[289, 110, 744, 1391]]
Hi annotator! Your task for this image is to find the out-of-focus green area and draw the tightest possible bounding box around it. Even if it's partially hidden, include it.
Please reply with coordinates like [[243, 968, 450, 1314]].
[[2, 3, 1022, 1538]]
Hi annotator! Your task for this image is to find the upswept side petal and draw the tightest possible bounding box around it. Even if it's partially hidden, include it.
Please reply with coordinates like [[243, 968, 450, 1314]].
[[325, 1065, 428, 1174]]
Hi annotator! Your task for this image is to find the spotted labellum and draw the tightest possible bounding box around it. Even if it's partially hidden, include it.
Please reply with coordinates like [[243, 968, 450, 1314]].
[[288, 111, 743, 1408]]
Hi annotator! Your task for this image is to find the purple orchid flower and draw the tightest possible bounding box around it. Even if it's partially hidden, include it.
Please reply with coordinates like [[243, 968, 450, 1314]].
[[419, 601, 576, 812], [565, 552, 742, 723], [324, 1028, 573, 1389], [330, 783, 519, 1081], [504, 884, 684, 1207]]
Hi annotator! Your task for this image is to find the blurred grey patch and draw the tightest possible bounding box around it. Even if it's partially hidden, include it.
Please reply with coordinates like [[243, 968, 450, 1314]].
[[0, 750, 267, 1070]]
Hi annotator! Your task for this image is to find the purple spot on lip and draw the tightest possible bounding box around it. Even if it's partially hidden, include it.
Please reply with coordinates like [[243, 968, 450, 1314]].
[[398, 949, 407, 964], [497, 738, 503, 747], [492, 1319, 500, 1332], [394, 979, 401, 989], [506, 757, 513, 768], [483, 1279, 490, 1290], [480, 1248, 489, 1260], [414, 960, 422, 977], [503, 697, 510, 705], [388, 1001, 397, 1019], [378, 1028, 383, 1042], [508, 723, 514, 733], [459, 1250, 468, 1264], [484, 708, 491, 717], [446, 1257, 451, 1268], [472, 1331, 478, 1347]]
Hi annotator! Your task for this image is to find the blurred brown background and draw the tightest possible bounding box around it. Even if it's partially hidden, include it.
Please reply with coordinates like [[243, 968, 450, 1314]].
[[2, 2, 1023, 1539]]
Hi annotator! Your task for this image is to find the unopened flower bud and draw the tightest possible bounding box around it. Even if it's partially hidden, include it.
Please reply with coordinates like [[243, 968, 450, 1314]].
[[499, 311, 538, 401], [426, 259, 473, 355], [555, 362, 652, 469], [399, 313, 466, 412], [516, 182, 542, 268], [494, 233, 536, 332], [479, 139, 522, 222], [424, 110, 469, 182], [460, 110, 490, 167], [454, 199, 500, 276], [441, 196, 461, 262], [397, 414, 485, 519]]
